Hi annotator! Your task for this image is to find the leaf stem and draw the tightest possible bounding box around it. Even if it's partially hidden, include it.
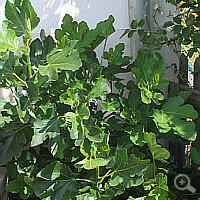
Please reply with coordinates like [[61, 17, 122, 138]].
[[99, 170, 113, 184], [145, 104, 150, 132], [13, 73, 28, 88], [31, 69, 39, 80], [16, 123, 31, 133], [96, 166, 100, 190], [153, 158, 156, 180], [145, 16, 152, 32], [76, 178, 96, 185], [27, 49, 32, 80], [100, 37, 108, 75]]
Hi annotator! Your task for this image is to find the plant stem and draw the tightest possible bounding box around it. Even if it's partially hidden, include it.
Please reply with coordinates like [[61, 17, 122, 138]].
[[146, 16, 152, 32], [100, 37, 108, 75], [76, 178, 96, 185], [99, 170, 112, 184], [16, 123, 31, 133], [145, 104, 150, 132], [153, 158, 156, 180], [27, 47, 32, 80], [31, 69, 39, 80], [96, 166, 100, 190]]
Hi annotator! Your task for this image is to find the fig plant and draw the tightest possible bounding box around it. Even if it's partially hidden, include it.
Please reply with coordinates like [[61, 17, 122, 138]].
[[0, 0, 200, 199]]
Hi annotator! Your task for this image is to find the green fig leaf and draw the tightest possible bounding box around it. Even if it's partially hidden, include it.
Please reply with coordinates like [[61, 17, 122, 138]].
[[39, 40, 82, 81], [31, 117, 61, 146], [151, 96, 198, 141], [144, 132, 170, 163], [109, 149, 149, 188], [26, 161, 78, 200], [4, 0, 40, 37]]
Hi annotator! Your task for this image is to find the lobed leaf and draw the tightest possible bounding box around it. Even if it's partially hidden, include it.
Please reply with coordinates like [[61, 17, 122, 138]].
[[39, 40, 82, 81], [144, 132, 170, 163], [109, 149, 150, 188], [151, 96, 198, 141], [31, 117, 61, 146], [26, 161, 78, 200], [0, 131, 27, 165], [4, 0, 40, 37]]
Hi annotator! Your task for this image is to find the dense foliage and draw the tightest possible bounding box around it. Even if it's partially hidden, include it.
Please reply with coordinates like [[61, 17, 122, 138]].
[[0, 0, 200, 199]]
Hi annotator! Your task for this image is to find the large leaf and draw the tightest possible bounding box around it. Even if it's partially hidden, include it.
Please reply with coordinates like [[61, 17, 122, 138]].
[[132, 51, 156, 84], [144, 132, 170, 163], [31, 117, 61, 146], [60, 88, 85, 106], [42, 35, 56, 59], [76, 189, 97, 200], [12, 93, 31, 123], [39, 40, 82, 81], [4, 0, 40, 37], [99, 189, 115, 200], [95, 15, 115, 38], [108, 149, 150, 188], [28, 81, 39, 104], [59, 14, 115, 51], [0, 29, 27, 55], [128, 86, 141, 112], [104, 43, 132, 66], [151, 96, 198, 141], [51, 137, 68, 159], [99, 101, 120, 112], [0, 100, 12, 127], [0, 131, 27, 165], [25, 161, 79, 200], [124, 125, 146, 147], [85, 117, 103, 142], [61, 14, 79, 39], [0, 115, 12, 128], [6, 151, 37, 178], [30, 38, 42, 67]]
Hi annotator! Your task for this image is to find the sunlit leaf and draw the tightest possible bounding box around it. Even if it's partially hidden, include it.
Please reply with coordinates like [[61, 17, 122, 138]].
[[39, 40, 82, 81], [151, 96, 198, 141], [144, 132, 170, 163]]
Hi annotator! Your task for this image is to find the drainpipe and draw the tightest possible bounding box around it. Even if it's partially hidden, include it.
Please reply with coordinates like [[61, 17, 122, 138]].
[[128, 0, 149, 60]]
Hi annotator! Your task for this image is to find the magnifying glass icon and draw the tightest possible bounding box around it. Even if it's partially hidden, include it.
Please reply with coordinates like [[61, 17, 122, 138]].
[[174, 174, 196, 194]]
